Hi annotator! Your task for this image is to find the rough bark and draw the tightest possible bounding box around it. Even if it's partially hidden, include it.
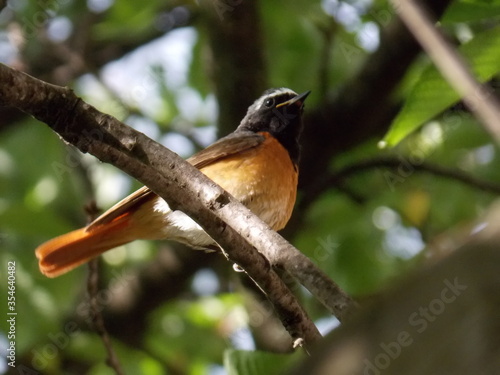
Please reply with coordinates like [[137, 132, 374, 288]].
[[0, 63, 359, 346]]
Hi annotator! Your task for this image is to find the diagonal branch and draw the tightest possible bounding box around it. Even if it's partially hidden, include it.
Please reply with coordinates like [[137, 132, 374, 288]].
[[282, 0, 453, 239], [299, 0, 453, 189], [0, 63, 357, 345], [392, 0, 500, 142]]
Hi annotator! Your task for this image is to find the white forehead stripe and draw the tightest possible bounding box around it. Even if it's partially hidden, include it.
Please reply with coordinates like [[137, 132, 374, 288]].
[[256, 88, 298, 108], [269, 88, 297, 97]]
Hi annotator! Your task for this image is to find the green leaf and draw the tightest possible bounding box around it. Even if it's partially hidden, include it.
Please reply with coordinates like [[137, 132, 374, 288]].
[[382, 25, 500, 147], [224, 349, 303, 375], [442, 2, 500, 23]]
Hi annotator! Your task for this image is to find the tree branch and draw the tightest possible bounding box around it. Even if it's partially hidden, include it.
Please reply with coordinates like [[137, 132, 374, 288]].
[[302, 156, 500, 210], [85, 202, 124, 375], [392, 0, 500, 143], [87, 259, 125, 374], [288, 232, 500, 375], [283, 0, 453, 238], [200, 0, 267, 136], [101, 248, 222, 347], [299, 0, 453, 189], [0, 63, 358, 346], [0, 3, 194, 132]]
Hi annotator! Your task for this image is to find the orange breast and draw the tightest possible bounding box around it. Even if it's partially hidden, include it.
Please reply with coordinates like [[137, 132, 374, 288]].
[[199, 132, 298, 231]]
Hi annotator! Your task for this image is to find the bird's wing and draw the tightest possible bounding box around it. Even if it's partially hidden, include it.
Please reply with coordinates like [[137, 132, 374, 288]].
[[188, 131, 265, 169], [86, 185, 153, 230], [87, 131, 265, 230]]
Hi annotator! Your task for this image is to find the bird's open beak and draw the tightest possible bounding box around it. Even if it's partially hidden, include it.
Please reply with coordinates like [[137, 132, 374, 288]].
[[276, 91, 311, 108]]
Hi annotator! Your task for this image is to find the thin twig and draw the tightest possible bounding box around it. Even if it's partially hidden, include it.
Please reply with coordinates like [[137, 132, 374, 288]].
[[85, 202, 125, 375], [392, 0, 500, 142], [302, 156, 500, 210], [334, 157, 500, 194]]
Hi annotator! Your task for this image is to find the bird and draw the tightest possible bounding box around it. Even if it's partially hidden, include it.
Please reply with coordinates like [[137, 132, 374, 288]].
[[36, 88, 310, 278]]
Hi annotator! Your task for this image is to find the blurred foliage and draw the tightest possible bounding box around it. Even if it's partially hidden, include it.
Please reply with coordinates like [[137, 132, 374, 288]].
[[1, 0, 500, 374], [223, 349, 304, 375], [383, 25, 500, 146]]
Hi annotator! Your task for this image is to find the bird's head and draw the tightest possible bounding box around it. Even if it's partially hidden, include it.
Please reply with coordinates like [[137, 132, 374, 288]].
[[238, 88, 310, 164]]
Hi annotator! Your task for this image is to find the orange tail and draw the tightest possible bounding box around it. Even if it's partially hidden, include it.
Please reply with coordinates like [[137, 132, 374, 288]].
[[36, 216, 134, 278]]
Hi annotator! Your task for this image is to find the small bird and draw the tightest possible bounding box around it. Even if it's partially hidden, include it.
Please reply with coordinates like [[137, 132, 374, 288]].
[[36, 88, 310, 277]]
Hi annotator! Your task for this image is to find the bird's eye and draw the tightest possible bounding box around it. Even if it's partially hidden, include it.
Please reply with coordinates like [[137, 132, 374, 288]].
[[264, 98, 275, 108]]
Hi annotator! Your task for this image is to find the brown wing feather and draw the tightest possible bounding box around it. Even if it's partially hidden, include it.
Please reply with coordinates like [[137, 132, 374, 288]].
[[87, 131, 265, 230], [187, 131, 264, 169], [87, 185, 153, 230]]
